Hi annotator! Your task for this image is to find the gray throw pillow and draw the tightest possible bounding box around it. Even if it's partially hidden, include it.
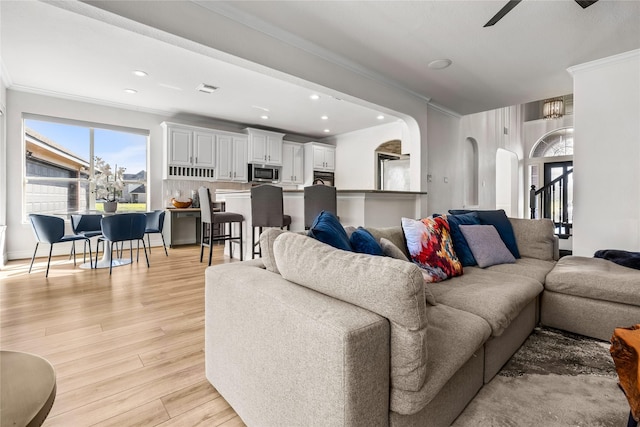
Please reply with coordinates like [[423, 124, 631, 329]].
[[380, 237, 409, 262], [459, 225, 516, 268]]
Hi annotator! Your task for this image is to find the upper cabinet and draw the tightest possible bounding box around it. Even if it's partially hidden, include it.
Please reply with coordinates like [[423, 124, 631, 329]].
[[162, 122, 247, 182], [246, 128, 285, 166], [216, 134, 248, 182], [305, 142, 335, 172], [281, 141, 304, 185]]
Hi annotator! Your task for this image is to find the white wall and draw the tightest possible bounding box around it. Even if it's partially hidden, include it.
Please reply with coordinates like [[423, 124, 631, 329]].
[[430, 104, 526, 217], [326, 122, 404, 190], [0, 53, 7, 266], [570, 49, 640, 256]]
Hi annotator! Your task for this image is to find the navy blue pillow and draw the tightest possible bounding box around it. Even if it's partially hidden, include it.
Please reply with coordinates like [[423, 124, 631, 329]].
[[350, 227, 384, 256], [446, 212, 480, 267], [308, 211, 352, 251], [449, 209, 520, 259]]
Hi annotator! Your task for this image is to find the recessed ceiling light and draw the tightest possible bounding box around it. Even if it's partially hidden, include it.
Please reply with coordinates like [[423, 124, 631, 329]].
[[260, 115, 269, 120], [310, 94, 320, 100], [132, 70, 148, 77], [124, 88, 137, 94], [323, 129, 331, 133], [197, 83, 218, 94], [428, 59, 452, 70], [377, 115, 385, 120], [321, 115, 329, 120]]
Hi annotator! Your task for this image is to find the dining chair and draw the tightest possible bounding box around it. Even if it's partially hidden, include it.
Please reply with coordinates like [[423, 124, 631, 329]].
[[198, 187, 244, 265], [250, 184, 291, 258], [70, 214, 103, 264], [28, 214, 93, 277], [304, 184, 338, 230], [97, 213, 149, 275], [145, 210, 168, 256]]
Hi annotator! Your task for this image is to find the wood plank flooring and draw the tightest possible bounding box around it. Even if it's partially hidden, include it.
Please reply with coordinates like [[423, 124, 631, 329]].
[[0, 244, 246, 427]]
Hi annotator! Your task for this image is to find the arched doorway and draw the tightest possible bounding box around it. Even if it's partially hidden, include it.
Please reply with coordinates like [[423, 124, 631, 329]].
[[529, 127, 574, 238]]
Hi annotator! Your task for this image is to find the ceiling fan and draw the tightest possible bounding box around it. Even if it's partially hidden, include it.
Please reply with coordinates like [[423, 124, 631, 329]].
[[484, 0, 599, 27]]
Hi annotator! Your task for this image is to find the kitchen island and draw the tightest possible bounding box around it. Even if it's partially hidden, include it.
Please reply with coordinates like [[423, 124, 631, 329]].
[[217, 189, 427, 260]]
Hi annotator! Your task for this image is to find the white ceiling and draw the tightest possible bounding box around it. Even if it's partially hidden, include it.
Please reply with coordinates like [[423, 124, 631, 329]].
[[2, 0, 639, 138]]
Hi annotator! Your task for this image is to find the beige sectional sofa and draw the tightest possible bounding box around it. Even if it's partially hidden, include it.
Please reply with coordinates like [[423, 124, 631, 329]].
[[204, 217, 640, 426]]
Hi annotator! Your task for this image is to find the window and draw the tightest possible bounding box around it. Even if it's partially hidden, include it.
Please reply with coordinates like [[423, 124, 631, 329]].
[[531, 127, 573, 158], [24, 116, 148, 217]]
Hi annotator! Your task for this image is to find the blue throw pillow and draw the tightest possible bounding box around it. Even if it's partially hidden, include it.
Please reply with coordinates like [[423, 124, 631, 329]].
[[449, 209, 520, 259], [308, 211, 352, 251], [350, 227, 384, 256], [446, 212, 480, 267]]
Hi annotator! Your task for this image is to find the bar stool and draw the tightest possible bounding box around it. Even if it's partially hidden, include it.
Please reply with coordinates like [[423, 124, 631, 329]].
[[304, 184, 338, 230], [251, 184, 291, 258], [199, 187, 244, 265]]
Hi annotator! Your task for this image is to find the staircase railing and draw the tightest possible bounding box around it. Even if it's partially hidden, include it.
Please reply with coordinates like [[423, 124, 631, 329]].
[[530, 169, 573, 238]]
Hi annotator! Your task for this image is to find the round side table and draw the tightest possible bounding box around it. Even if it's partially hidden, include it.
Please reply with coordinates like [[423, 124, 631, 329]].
[[1, 351, 57, 427]]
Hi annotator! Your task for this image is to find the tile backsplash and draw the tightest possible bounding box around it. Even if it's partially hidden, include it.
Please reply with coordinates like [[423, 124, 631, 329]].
[[163, 179, 250, 207]]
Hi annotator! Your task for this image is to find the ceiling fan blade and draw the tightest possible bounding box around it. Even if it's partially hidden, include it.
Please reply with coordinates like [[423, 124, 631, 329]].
[[574, 0, 598, 9], [484, 0, 522, 27]]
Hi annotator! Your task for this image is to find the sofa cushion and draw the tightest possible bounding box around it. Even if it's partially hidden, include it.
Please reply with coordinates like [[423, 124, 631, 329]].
[[350, 227, 384, 256], [308, 211, 352, 251], [450, 209, 520, 259], [545, 256, 640, 306], [445, 212, 480, 267], [509, 217, 557, 261], [380, 237, 409, 262], [429, 267, 543, 336], [366, 226, 409, 259], [390, 304, 491, 415], [273, 232, 429, 392], [485, 257, 556, 284], [259, 228, 287, 273], [401, 216, 463, 283], [459, 224, 516, 268]]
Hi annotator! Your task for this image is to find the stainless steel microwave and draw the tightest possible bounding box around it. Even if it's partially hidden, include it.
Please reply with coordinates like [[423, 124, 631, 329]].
[[248, 164, 280, 183]]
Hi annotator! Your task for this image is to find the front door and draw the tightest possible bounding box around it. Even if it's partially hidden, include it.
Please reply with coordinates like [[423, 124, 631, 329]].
[[543, 161, 573, 237]]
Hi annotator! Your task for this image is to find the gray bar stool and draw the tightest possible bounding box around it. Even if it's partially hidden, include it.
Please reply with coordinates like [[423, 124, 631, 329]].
[[304, 184, 338, 230], [199, 187, 244, 265], [251, 184, 291, 258]]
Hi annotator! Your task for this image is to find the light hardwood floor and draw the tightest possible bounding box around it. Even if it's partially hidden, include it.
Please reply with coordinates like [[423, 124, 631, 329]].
[[0, 243, 246, 426]]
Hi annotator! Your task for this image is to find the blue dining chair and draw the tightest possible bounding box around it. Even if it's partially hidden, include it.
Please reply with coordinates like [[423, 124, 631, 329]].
[[145, 210, 168, 256], [29, 214, 93, 277], [70, 214, 103, 264], [97, 213, 149, 275]]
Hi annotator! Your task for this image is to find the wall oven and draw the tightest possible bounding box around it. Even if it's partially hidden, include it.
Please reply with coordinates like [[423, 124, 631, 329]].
[[312, 171, 335, 186], [248, 164, 280, 183]]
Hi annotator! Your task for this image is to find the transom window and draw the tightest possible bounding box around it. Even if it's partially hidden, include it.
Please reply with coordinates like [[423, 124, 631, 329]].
[[24, 115, 148, 217], [531, 127, 574, 158]]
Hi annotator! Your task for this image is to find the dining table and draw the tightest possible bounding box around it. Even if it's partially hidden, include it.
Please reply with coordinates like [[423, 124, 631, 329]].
[[76, 210, 146, 270]]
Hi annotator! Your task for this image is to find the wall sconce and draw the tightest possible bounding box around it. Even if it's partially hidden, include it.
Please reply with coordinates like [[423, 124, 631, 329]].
[[543, 97, 564, 119]]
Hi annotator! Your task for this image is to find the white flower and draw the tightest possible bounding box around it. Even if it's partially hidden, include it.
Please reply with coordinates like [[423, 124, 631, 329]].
[[94, 157, 125, 202]]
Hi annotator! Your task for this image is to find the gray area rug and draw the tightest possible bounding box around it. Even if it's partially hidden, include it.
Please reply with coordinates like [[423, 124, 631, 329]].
[[453, 327, 630, 427]]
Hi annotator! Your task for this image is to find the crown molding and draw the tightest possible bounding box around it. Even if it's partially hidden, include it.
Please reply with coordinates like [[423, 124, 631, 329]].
[[428, 101, 462, 119], [567, 49, 640, 76], [193, 0, 433, 105]]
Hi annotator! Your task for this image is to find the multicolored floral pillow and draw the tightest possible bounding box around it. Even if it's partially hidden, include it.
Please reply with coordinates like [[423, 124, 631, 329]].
[[401, 216, 463, 282]]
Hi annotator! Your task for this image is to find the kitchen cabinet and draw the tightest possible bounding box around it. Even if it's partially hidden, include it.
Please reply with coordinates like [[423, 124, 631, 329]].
[[305, 142, 335, 172], [162, 122, 217, 180], [216, 134, 248, 182], [281, 141, 304, 184], [246, 128, 285, 166]]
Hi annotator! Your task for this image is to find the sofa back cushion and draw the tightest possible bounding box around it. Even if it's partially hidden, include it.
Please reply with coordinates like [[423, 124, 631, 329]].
[[365, 226, 409, 258], [273, 232, 429, 392], [508, 218, 557, 261]]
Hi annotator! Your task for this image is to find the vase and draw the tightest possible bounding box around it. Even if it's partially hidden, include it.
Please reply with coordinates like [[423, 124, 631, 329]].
[[103, 201, 118, 213]]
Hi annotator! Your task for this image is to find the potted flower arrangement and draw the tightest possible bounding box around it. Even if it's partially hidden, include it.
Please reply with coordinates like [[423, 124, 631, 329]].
[[94, 157, 125, 213]]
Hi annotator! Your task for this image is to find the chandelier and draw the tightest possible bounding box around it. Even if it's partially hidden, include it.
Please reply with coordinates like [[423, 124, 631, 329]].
[[543, 97, 564, 119]]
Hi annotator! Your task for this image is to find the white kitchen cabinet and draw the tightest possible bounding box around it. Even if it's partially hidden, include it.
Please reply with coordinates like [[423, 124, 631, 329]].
[[163, 122, 216, 179], [281, 141, 304, 184], [216, 134, 248, 182], [246, 128, 284, 166], [305, 142, 335, 172]]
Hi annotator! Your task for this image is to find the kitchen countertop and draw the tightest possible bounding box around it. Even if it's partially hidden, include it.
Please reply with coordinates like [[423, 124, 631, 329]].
[[216, 189, 427, 195]]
